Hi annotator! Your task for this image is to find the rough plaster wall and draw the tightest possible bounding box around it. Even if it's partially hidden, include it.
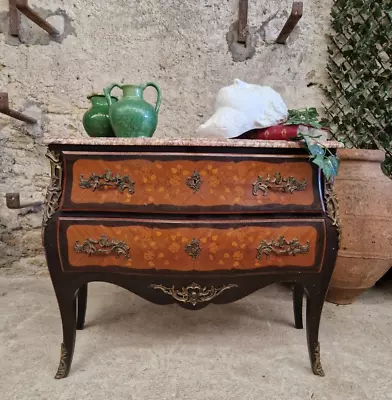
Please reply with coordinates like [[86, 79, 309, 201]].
[[0, 0, 333, 275]]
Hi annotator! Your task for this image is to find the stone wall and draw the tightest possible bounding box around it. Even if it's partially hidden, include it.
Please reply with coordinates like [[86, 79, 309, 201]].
[[0, 0, 332, 275]]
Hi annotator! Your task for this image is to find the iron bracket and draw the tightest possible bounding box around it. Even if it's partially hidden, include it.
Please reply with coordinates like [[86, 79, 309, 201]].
[[0, 92, 37, 124], [8, 0, 60, 37], [8, 0, 20, 36], [238, 0, 248, 44], [276, 2, 303, 44], [6, 193, 43, 210]]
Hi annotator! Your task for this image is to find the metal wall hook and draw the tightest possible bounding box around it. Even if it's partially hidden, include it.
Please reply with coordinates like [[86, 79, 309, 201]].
[[236, 1, 303, 46], [238, 0, 248, 44], [276, 2, 303, 44], [9, 0, 60, 38], [8, 0, 20, 36], [5, 193, 43, 209], [0, 92, 37, 124]]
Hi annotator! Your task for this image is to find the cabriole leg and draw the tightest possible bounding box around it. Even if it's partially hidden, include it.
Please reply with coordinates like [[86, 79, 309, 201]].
[[76, 284, 88, 330], [54, 290, 77, 379], [293, 283, 304, 329], [306, 290, 325, 376]]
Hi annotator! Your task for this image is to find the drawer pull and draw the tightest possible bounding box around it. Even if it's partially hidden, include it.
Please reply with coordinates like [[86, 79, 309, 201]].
[[74, 235, 130, 259], [186, 170, 203, 192], [252, 173, 307, 196], [79, 169, 135, 193], [149, 282, 238, 306], [256, 235, 310, 260], [184, 238, 201, 260]]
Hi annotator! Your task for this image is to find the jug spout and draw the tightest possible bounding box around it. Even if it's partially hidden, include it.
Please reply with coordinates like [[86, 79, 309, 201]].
[[121, 85, 143, 99]]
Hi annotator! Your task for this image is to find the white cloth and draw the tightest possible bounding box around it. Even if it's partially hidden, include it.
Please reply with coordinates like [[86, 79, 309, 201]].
[[196, 79, 288, 139]]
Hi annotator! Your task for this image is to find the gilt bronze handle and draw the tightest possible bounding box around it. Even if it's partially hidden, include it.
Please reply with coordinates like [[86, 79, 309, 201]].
[[256, 236, 310, 260], [252, 172, 306, 196], [149, 282, 238, 306], [79, 169, 135, 193], [74, 235, 130, 259]]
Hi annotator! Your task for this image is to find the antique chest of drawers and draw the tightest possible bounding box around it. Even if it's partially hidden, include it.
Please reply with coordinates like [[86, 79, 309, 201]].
[[42, 137, 342, 379]]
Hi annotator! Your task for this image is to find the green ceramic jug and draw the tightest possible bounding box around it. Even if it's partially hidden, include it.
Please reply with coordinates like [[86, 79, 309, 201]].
[[82, 94, 118, 137], [104, 82, 162, 138]]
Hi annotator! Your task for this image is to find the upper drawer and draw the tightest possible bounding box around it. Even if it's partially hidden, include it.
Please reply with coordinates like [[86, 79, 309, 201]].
[[60, 151, 323, 214]]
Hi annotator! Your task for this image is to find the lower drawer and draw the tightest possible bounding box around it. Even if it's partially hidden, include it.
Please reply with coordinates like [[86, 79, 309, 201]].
[[58, 217, 326, 273]]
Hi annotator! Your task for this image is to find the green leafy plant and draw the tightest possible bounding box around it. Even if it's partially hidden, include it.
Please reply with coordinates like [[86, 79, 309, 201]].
[[299, 133, 340, 181], [285, 108, 340, 181], [285, 108, 325, 129], [325, 0, 392, 178]]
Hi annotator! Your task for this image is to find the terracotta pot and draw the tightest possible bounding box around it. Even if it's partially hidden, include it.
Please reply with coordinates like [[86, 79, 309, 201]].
[[326, 149, 392, 304]]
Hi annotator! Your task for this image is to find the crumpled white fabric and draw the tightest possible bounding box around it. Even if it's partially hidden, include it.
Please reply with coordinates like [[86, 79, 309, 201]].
[[196, 79, 288, 139]]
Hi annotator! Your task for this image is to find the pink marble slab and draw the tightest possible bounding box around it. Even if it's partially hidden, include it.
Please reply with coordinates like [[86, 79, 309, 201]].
[[45, 137, 344, 149]]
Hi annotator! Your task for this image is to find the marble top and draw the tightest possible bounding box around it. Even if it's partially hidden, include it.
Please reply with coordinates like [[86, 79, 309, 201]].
[[46, 137, 344, 149]]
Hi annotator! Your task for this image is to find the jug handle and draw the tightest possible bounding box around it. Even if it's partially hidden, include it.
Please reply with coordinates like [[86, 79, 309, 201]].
[[104, 83, 121, 106], [142, 82, 162, 113]]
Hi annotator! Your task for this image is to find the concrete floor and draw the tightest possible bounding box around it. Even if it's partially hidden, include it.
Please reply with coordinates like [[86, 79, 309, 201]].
[[0, 277, 391, 400]]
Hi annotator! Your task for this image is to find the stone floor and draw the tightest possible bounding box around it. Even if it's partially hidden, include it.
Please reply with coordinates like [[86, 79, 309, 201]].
[[0, 276, 391, 400]]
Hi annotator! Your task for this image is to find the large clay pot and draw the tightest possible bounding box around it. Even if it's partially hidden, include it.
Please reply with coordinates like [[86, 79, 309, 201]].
[[104, 82, 161, 138], [82, 94, 118, 137], [326, 149, 392, 304]]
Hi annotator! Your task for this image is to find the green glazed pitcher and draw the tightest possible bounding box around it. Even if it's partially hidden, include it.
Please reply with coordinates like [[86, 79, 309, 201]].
[[104, 82, 161, 138], [83, 94, 118, 137]]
